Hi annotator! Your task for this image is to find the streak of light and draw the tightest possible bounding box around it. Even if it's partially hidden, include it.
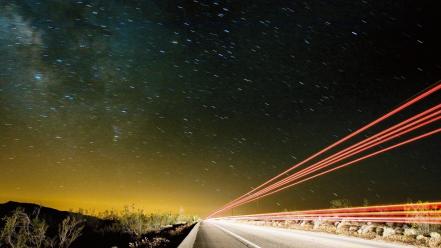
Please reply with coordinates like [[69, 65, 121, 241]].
[[209, 113, 440, 216], [230, 113, 440, 207], [208, 82, 441, 217], [227, 128, 441, 209], [213, 202, 441, 224], [212, 83, 441, 216]]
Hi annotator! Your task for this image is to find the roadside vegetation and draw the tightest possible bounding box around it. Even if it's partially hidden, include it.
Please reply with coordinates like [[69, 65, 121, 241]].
[[0, 202, 198, 248], [235, 199, 441, 248], [95, 205, 198, 238], [0, 208, 84, 248]]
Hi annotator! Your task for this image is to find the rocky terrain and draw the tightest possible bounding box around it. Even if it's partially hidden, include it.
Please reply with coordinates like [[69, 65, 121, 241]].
[[237, 219, 441, 247]]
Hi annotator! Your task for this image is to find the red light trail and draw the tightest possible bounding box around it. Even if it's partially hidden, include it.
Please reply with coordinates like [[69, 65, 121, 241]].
[[213, 202, 441, 225], [229, 112, 440, 207], [210, 109, 440, 215], [234, 201, 441, 216], [208, 82, 441, 218], [230, 108, 439, 203], [211, 127, 441, 215], [224, 83, 441, 207]]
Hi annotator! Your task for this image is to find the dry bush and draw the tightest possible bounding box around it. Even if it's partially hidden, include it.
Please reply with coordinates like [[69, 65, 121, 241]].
[[58, 216, 85, 248], [0, 208, 49, 248], [98, 205, 198, 238], [29, 211, 48, 248], [0, 208, 84, 248]]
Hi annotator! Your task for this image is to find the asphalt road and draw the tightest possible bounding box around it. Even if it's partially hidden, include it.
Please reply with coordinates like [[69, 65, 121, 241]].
[[193, 220, 414, 248]]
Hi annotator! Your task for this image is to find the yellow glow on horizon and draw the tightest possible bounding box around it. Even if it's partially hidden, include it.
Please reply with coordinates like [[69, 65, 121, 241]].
[[0, 151, 214, 216]]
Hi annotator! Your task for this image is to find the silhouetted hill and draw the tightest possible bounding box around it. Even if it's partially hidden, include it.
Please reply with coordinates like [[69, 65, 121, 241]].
[[0, 201, 194, 248], [0, 201, 131, 247], [0, 201, 89, 224]]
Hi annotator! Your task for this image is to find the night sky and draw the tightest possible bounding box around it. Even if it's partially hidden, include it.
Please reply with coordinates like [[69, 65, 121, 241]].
[[0, 0, 440, 216]]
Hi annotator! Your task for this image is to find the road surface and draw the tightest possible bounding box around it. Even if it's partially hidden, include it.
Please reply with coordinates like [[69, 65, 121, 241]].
[[193, 220, 414, 248]]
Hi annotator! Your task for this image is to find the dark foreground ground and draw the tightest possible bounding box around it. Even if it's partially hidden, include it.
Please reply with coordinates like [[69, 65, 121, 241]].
[[0, 201, 194, 248]]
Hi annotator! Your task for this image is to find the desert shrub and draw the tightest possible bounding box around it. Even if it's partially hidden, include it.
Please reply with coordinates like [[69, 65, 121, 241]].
[[29, 212, 48, 248], [117, 206, 179, 237], [0, 208, 49, 248], [0, 208, 84, 248], [98, 205, 198, 238], [58, 216, 84, 248], [119, 206, 152, 238]]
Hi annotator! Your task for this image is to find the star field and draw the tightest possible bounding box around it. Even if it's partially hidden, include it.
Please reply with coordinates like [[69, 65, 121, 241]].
[[0, 0, 440, 216]]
